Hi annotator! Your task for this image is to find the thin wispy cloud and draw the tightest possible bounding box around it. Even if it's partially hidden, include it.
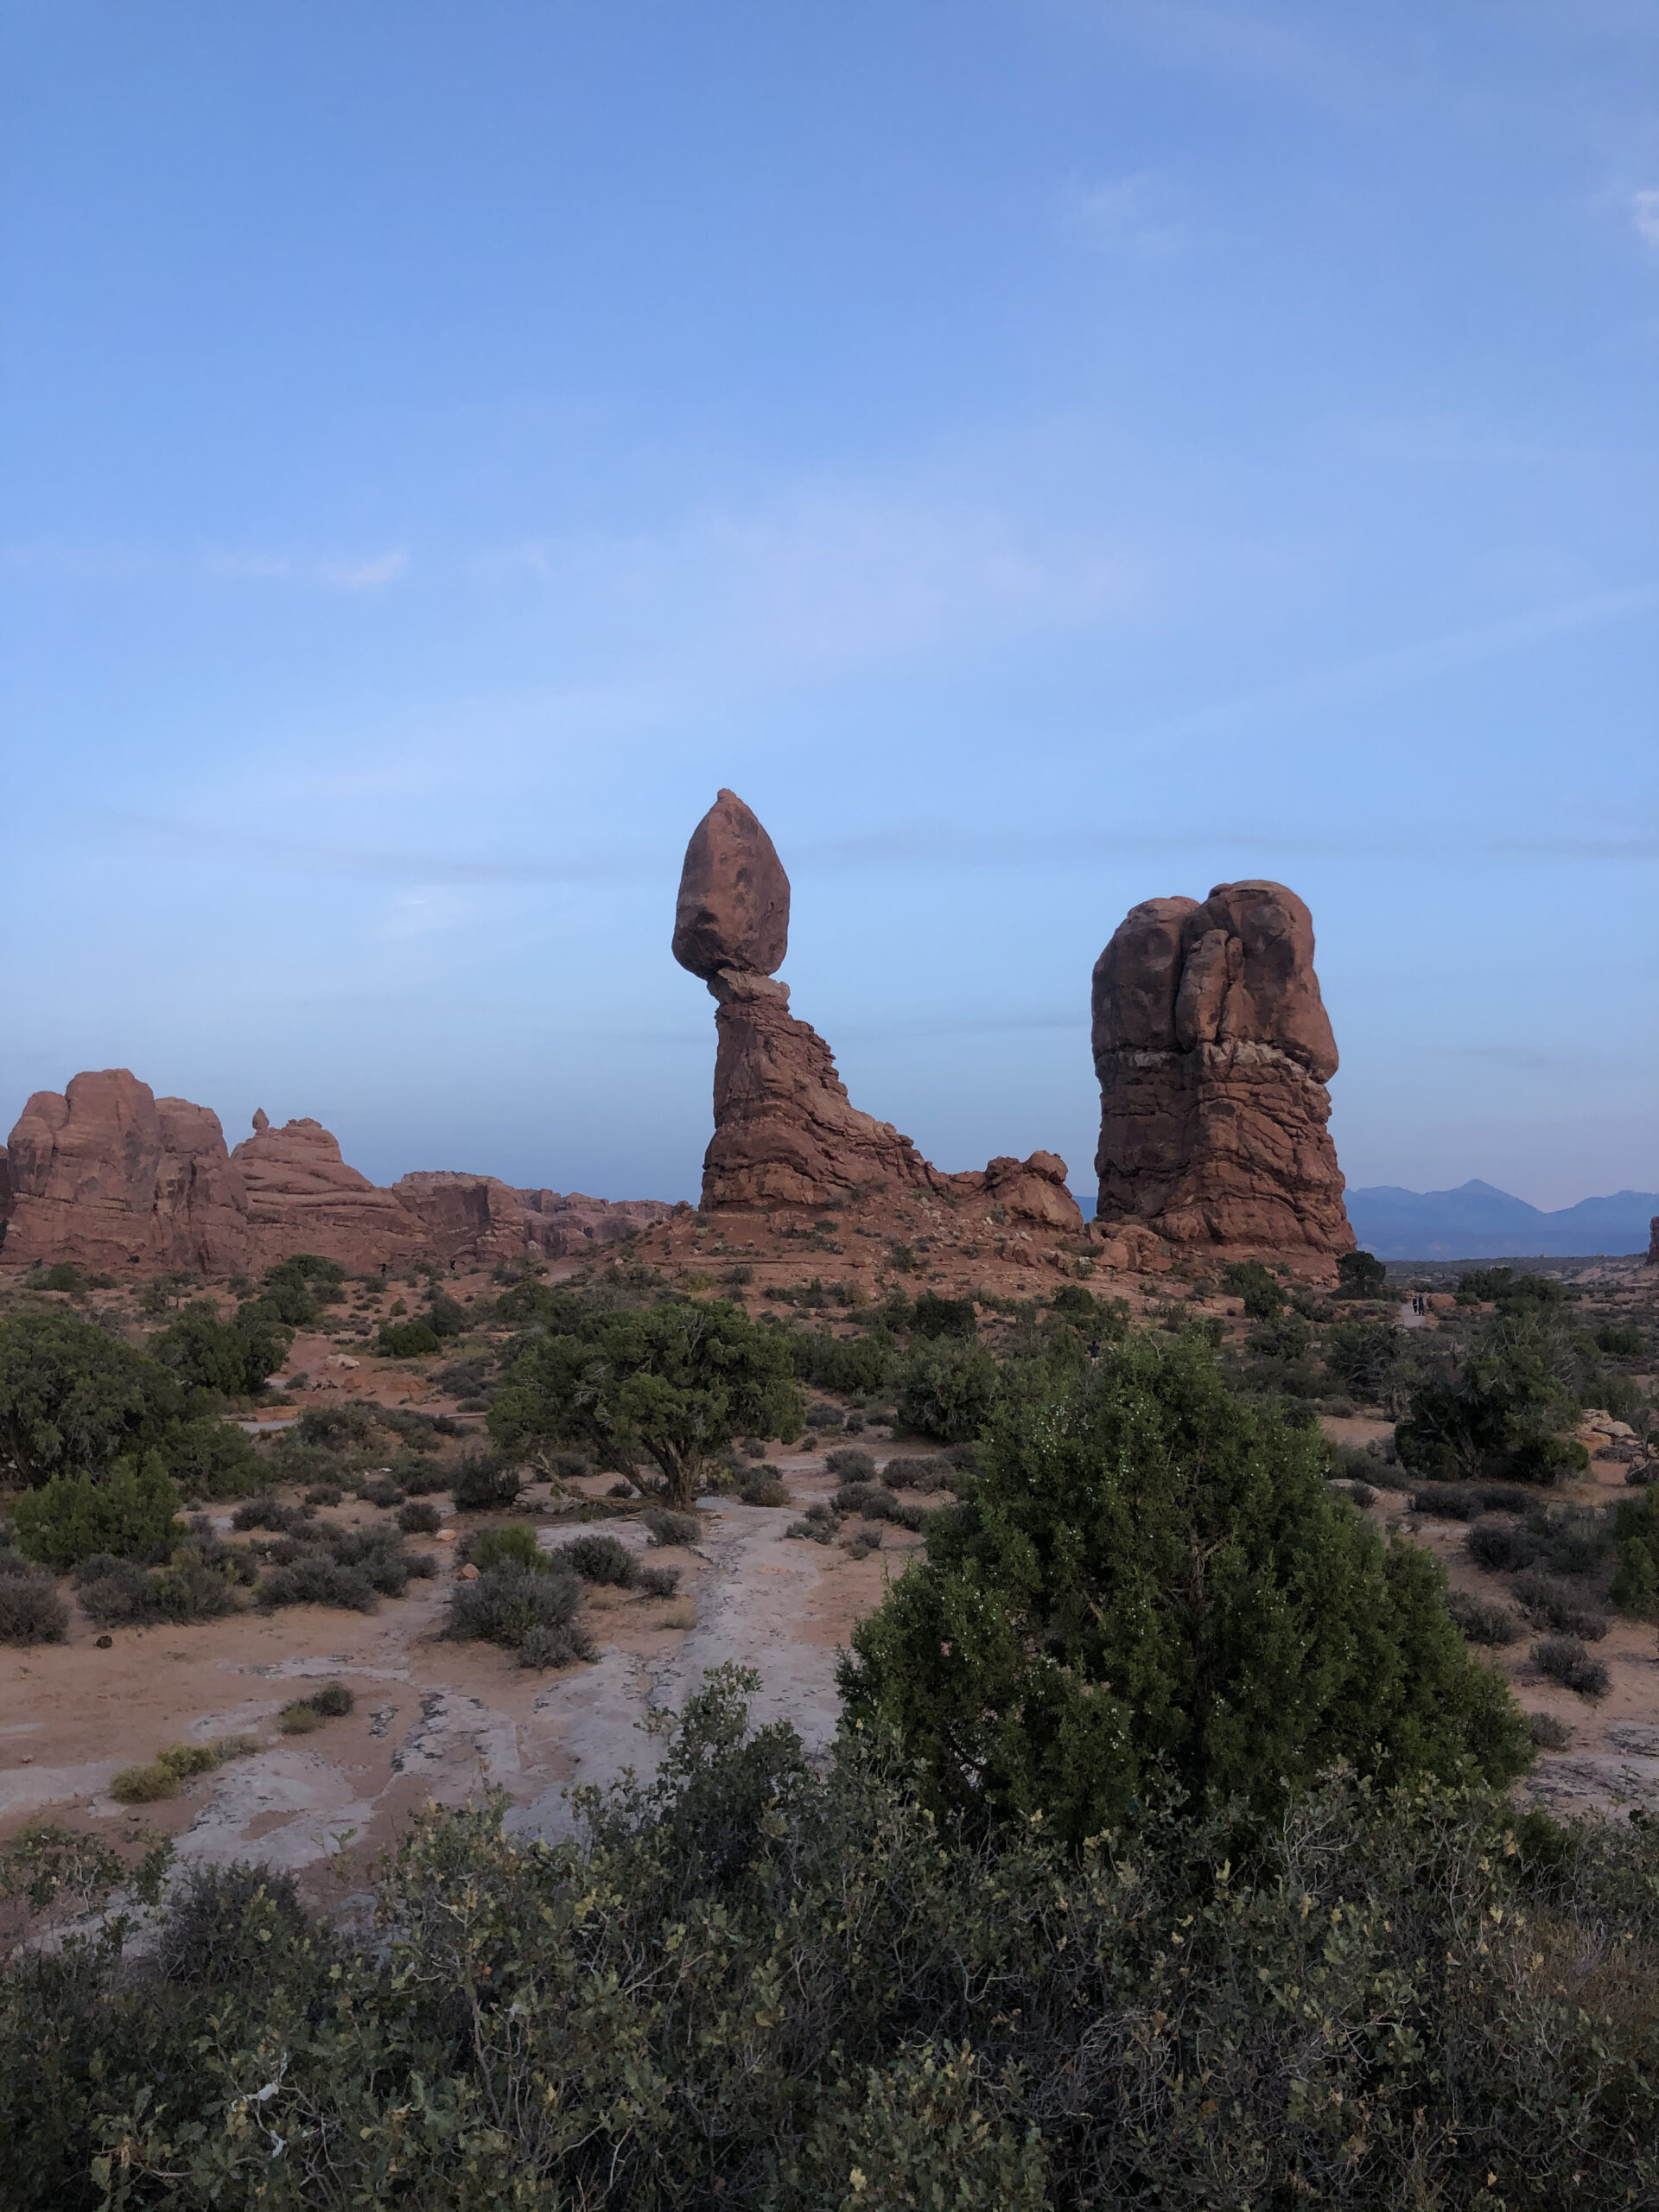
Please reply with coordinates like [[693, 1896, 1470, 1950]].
[[1068, 170, 1198, 258], [1065, 171, 1194, 259], [1633, 189, 1659, 248], [206, 545, 410, 591]]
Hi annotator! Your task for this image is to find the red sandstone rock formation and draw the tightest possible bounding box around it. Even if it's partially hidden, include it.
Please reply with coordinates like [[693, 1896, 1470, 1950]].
[[674, 791, 1084, 1229], [0, 1070, 250, 1271], [0, 1078, 674, 1276], [1091, 881, 1352, 1257], [232, 1117, 424, 1270]]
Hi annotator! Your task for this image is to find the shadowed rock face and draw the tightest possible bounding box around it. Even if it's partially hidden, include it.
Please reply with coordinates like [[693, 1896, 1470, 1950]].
[[1092, 881, 1353, 1255], [674, 790, 1083, 1226]]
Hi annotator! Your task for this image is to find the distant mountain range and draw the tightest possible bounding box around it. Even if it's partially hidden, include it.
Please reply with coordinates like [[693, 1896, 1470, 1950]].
[[1344, 1181, 1656, 1261], [1070, 1180, 1657, 1260]]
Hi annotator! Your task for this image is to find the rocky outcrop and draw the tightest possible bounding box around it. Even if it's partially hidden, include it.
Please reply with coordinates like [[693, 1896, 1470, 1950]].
[[512, 1188, 676, 1257], [232, 1117, 424, 1271], [1649, 1216, 1658, 1268], [1, 1077, 674, 1276], [0, 1069, 251, 1271], [675, 790, 1084, 1229], [1092, 881, 1353, 1256]]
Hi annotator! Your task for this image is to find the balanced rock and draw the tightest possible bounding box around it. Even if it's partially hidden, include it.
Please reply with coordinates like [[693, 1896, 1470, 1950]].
[[1091, 881, 1352, 1256], [674, 790, 1083, 1226], [1, 1069, 251, 1271], [672, 787, 790, 981]]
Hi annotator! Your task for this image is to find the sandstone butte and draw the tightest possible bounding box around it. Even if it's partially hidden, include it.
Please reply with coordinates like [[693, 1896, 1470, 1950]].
[[1091, 881, 1354, 1258], [0, 1069, 670, 1276]]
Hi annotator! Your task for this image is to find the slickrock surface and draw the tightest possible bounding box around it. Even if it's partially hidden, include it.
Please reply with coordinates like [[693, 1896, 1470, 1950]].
[[674, 790, 1087, 1241], [1092, 880, 1353, 1261], [0, 1070, 249, 1271]]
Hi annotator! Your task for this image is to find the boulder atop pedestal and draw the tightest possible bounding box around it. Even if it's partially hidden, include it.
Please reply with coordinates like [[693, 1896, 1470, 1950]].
[[672, 787, 791, 982]]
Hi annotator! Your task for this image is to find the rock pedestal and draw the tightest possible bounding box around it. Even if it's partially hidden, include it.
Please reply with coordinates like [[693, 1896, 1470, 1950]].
[[1091, 880, 1353, 1256], [674, 789, 1084, 1229]]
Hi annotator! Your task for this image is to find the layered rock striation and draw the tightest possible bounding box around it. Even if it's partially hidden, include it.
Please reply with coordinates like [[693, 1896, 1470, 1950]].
[[1, 1078, 671, 1274], [1092, 881, 1353, 1256], [674, 789, 1082, 1229]]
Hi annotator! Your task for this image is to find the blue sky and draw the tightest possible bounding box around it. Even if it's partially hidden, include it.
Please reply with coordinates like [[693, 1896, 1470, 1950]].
[[3, 0, 1655, 1209]]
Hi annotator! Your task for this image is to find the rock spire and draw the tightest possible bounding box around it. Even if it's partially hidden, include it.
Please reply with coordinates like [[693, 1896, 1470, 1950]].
[[1091, 880, 1353, 1256]]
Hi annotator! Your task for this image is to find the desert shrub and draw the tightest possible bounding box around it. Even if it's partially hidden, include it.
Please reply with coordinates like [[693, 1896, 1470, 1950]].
[[637, 1565, 681, 1599], [463, 1522, 548, 1575], [278, 1684, 354, 1733], [1595, 1320, 1647, 1357], [1412, 1484, 1483, 1522], [443, 1561, 594, 1669], [910, 1292, 977, 1341], [553, 1533, 637, 1586], [257, 1525, 429, 1611], [1336, 1248, 1389, 1298], [389, 1453, 449, 1496], [1534, 1636, 1610, 1698], [1610, 1484, 1659, 1614], [8, 1674, 1659, 2212], [736, 1470, 788, 1507], [1446, 1591, 1523, 1645], [1510, 1569, 1609, 1640], [786, 1516, 836, 1545], [450, 1450, 524, 1511], [881, 1452, 957, 1493], [824, 1445, 877, 1482], [1396, 1316, 1588, 1484], [1529, 1710, 1573, 1750], [1221, 1259, 1285, 1319], [490, 1296, 804, 1510], [359, 1478, 406, 1509], [149, 1301, 292, 1398], [0, 1309, 182, 1485], [1535, 1508, 1610, 1578], [74, 1548, 241, 1627], [376, 1406, 448, 1452], [296, 1402, 375, 1450], [644, 1509, 702, 1548], [257, 1556, 379, 1611], [435, 1357, 494, 1401], [377, 1319, 442, 1359], [846, 1528, 883, 1560], [1465, 1518, 1541, 1573], [109, 1737, 248, 1806], [804, 1402, 844, 1430], [230, 1495, 306, 1533], [741, 1436, 769, 1460], [251, 1254, 346, 1326], [0, 1562, 69, 1644], [833, 1481, 886, 1517], [423, 1291, 469, 1341], [1340, 1479, 1377, 1509], [155, 1860, 310, 1986], [791, 1324, 897, 1398], [13, 1452, 181, 1570], [846, 1335, 1532, 1844], [109, 1761, 182, 1804], [303, 1483, 344, 1507], [397, 1500, 442, 1535], [895, 1339, 1001, 1445]]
